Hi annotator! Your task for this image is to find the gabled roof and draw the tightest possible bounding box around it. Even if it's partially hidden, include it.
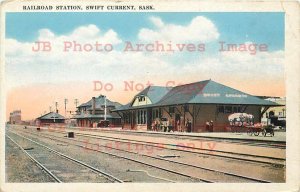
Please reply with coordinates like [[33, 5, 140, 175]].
[[188, 80, 278, 105], [113, 79, 281, 111], [155, 80, 209, 106], [37, 112, 65, 120], [133, 86, 170, 104], [78, 95, 121, 110]]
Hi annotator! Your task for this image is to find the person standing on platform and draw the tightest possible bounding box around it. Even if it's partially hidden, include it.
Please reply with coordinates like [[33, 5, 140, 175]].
[[206, 121, 210, 132], [186, 119, 192, 133], [176, 119, 181, 132], [209, 120, 214, 132]]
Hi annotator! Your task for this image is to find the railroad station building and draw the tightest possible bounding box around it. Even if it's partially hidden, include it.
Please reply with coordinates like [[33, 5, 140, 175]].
[[36, 112, 65, 127], [113, 79, 281, 132], [73, 95, 122, 127]]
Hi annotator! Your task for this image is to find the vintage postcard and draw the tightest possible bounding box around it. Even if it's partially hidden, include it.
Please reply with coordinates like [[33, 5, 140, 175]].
[[0, 0, 299, 192]]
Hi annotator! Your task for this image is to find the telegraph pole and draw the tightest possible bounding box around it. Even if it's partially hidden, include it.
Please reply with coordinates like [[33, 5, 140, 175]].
[[74, 99, 79, 108], [55, 102, 58, 112], [64, 98, 68, 117], [54, 102, 58, 122]]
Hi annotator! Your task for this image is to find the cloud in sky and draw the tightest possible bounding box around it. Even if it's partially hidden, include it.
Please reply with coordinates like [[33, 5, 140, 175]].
[[5, 15, 285, 120], [138, 16, 220, 42], [5, 16, 284, 92], [5, 24, 123, 69]]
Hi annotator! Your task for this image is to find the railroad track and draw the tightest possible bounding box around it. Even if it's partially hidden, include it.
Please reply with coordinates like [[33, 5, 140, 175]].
[[76, 132, 285, 163], [6, 132, 123, 183], [11, 125, 286, 149], [37, 127, 285, 165], [86, 128, 286, 149], [6, 135, 61, 183], [10, 128, 281, 183]]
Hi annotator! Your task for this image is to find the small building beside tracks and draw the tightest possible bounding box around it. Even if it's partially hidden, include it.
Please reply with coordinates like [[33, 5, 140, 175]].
[[36, 112, 65, 127]]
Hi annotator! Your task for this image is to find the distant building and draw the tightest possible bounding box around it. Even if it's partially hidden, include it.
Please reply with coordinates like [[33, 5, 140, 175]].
[[264, 97, 286, 118], [113, 80, 281, 132], [258, 97, 286, 127], [9, 110, 22, 124], [36, 112, 65, 127], [73, 95, 122, 127]]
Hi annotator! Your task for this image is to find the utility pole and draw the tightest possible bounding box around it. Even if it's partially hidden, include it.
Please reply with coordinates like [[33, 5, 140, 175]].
[[55, 102, 58, 112], [74, 99, 79, 107], [64, 98, 68, 117], [49, 106, 52, 112], [54, 102, 58, 122]]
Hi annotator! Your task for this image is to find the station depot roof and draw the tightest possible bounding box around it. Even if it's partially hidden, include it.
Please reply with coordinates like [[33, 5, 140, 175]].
[[77, 95, 121, 110], [114, 79, 282, 111], [36, 112, 65, 120]]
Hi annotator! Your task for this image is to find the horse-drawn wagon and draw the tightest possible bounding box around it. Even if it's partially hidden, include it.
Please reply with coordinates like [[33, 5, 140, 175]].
[[246, 125, 275, 137], [228, 113, 274, 137]]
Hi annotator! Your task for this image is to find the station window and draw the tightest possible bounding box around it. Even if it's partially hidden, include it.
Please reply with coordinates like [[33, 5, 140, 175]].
[[218, 106, 224, 113], [169, 107, 175, 113], [137, 109, 147, 124], [233, 106, 238, 113], [138, 96, 146, 102], [184, 105, 189, 112], [152, 109, 162, 119], [218, 105, 243, 114], [238, 106, 242, 112], [152, 108, 161, 119], [225, 106, 232, 113]]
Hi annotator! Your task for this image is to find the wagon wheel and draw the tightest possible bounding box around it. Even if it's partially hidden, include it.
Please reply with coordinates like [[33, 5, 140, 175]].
[[254, 130, 260, 136], [247, 128, 252, 135]]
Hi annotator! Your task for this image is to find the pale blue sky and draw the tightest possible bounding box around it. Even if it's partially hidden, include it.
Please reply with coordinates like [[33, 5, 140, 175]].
[[5, 12, 285, 91], [6, 12, 284, 51], [6, 12, 286, 119]]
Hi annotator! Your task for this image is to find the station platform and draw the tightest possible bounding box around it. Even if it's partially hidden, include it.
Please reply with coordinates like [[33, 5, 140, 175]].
[[68, 127, 286, 143], [64, 127, 286, 159], [10, 125, 286, 159]]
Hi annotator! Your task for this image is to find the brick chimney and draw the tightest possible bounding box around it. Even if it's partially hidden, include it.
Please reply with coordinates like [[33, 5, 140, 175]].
[[92, 97, 96, 115]]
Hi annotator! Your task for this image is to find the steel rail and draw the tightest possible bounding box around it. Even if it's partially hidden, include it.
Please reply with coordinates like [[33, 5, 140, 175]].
[[6, 135, 62, 183], [14, 129, 276, 183], [9, 130, 211, 183], [8, 132, 124, 183], [64, 130, 286, 163], [70, 127, 286, 148]]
